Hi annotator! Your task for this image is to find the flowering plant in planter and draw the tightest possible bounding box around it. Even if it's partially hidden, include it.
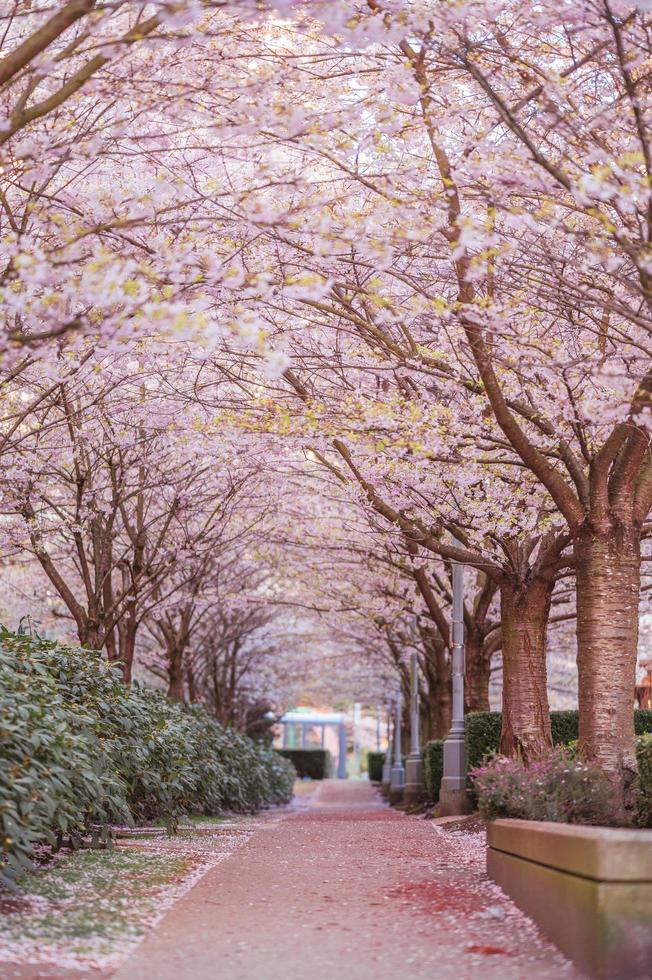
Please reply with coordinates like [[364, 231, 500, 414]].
[[470, 748, 614, 825]]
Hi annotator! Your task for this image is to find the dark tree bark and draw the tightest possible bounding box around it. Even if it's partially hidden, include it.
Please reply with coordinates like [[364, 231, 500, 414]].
[[167, 645, 186, 701], [464, 632, 492, 713], [499, 576, 554, 759], [421, 633, 452, 739], [575, 523, 640, 806]]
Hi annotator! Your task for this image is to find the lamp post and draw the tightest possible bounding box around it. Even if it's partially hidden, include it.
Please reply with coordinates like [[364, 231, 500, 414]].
[[336, 719, 348, 779], [352, 701, 362, 777], [381, 705, 392, 796], [389, 685, 405, 804], [439, 542, 472, 815], [404, 621, 423, 804]]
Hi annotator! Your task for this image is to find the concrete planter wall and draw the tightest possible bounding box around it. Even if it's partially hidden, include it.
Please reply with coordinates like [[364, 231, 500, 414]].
[[487, 819, 652, 979]]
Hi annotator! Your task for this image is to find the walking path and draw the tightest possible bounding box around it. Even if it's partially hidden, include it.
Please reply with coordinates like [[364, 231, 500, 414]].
[[111, 780, 579, 980]]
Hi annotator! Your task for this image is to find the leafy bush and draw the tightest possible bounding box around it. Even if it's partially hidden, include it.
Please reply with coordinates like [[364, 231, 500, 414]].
[[634, 734, 652, 828], [470, 747, 614, 825], [276, 748, 332, 779], [367, 751, 385, 783], [0, 632, 130, 890], [423, 740, 443, 803], [0, 628, 294, 890]]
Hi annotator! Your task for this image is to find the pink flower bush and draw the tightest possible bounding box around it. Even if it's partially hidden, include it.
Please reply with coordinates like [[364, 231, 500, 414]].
[[470, 748, 614, 826]]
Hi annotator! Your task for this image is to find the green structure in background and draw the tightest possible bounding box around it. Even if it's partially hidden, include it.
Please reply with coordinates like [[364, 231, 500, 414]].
[[367, 752, 385, 783], [277, 748, 333, 780]]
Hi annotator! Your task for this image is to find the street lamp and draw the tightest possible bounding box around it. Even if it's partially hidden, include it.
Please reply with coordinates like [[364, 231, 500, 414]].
[[405, 617, 423, 805], [381, 705, 392, 795], [389, 684, 406, 804], [439, 541, 471, 815]]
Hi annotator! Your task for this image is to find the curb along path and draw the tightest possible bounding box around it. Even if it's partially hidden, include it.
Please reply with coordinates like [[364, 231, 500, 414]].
[[111, 780, 580, 980]]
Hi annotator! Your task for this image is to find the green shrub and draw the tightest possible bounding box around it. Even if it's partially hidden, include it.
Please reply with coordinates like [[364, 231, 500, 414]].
[[423, 740, 443, 803], [367, 751, 385, 783], [0, 628, 295, 890], [635, 733, 652, 828], [276, 748, 332, 779], [471, 748, 614, 825], [635, 710, 652, 736]]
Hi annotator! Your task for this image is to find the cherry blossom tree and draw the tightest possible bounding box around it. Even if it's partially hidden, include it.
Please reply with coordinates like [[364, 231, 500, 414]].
[[207, 0, 652, 807], [0, 349, 263, 679], [2, 0, 652, 818]]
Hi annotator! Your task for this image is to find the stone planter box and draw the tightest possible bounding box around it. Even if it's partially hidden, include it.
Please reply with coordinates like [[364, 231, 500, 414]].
[[487, 819, 652, 979]]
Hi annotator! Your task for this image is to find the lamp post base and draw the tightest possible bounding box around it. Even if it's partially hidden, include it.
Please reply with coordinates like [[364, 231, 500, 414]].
[[389, 764, 405, 805], [404, 754, 423, 805], [380, 760, 392, 798], [438, 778, 472, 816], [439, 725, 471, 815], [404, 786, 422, 805], [389, 786, 404, 805]]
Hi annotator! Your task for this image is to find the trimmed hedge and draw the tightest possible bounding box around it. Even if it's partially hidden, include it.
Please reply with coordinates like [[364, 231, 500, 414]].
[[367, 751, 385, 782], [550, 710, 580, 747], [423, 740, 443, 803], [423, 709, 652, 804], [465, 713, 502, 774], [0, 628, 295, 891], [466, 710, 652, 772], [276, 748, 332, 780], [635, 711, 652, 735]]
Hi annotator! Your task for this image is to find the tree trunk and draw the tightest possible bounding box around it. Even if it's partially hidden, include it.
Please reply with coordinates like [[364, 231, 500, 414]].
[[575, 524, 639, 809], [421, 637, 451, 739], [186, 664, 197, 702], [499, 577, 553, 759], [465, 633, 491, 712], [79, 621, 103, 653], [422, 676, 451, 740], [167, 643, 186, 701], [117, 612, 137, 684]]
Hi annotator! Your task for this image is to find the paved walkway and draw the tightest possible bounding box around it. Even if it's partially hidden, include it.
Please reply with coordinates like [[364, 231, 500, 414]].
[[111, 780, 579, 980]]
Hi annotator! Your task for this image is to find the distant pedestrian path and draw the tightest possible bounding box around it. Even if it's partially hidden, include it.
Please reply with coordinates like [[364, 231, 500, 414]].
[[111, 781, 578, 980]]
